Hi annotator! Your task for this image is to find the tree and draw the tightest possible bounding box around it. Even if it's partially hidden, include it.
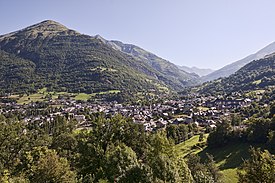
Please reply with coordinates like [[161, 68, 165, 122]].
[[147, 131, 193, 182], [51, 132, 77, 159], [205, 154, 223, 183], [166, 125, 179, 144], [270, 103, 275, 118], [75, 115, 149, 182], [238, 147, 275, 183], [231, 113, 241, 126], [0, 120, 29, 173], [267, 117, 275, 151], [247, 118, 271, 143], [166, 124, 189, 144], [176, 157, 193, 183], [186, 153, 222, 183], [105, 143, 140, 182], [199, 132, 204, 142], [178, 124, 188, 142], [207, 120, 232, 147], [21, 146, 76, 183]]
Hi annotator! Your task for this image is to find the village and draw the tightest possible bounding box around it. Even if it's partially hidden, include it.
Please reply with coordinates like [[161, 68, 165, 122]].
[[0, 92, 254, 132]]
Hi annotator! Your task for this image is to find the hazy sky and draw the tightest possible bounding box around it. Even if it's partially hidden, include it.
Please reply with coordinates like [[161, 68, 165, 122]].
[[1, 0, 275, 70]]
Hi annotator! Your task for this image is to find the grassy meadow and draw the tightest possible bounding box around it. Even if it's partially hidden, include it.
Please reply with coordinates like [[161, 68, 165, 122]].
[[175, 134, 251, 183]]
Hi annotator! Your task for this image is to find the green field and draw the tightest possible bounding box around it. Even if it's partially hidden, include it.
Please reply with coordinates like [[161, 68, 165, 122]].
[[245, 89, 265, 98], [198, 143, 251, 183], [252, 79, 262, 85], [12, 88, 121, 104], [17, 93, 45, 104], [175, 134, 208, 157], [197, 106, 210, 111], [74, 93, 91, 101], [175, 135, 251, 183]]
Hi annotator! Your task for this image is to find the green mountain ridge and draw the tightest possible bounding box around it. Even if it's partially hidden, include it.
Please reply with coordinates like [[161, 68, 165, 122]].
[[177, 65, 214, 77], [0, 20, 198, 95], [0, 50, 36, 93], [94, 35, 200, 90], [199, 53, 275, 94], [202, 41, 275, 82]]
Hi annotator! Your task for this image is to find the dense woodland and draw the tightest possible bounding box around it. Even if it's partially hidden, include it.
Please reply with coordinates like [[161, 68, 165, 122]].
[[0, 114, 216, 183]]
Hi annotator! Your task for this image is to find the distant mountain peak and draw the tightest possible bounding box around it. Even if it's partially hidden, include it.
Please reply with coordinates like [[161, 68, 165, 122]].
[[177, 65, 214, 77], [23, 20, 76, 34], [94, 34, 107, 43], [0, 20, 200, 94], [40, 19, 62, 24], [0, 20, 78, 41], [30, 20, 68, 30], [202, 41, 275, 82], [15, 20, 71, 34]]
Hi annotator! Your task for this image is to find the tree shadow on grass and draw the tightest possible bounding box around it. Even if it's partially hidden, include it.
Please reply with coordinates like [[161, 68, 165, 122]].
[[197, 142, 251, 170]]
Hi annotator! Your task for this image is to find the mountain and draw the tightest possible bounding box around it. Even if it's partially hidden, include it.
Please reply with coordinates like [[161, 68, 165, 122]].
[[177, 65, 214, 77], [202, 41, 275, 82], [0, 20, 164, 94], [94, 35, 200, 89], [199, 53, 275, 95], [0, 20, 199, 95], [0, 50, 37, 94]]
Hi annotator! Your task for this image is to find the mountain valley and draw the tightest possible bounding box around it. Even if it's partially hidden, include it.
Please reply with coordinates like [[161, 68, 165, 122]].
[[0, 20, 274, 183]]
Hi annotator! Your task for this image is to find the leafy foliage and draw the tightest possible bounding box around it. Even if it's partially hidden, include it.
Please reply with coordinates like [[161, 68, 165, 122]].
[[187, 153, 223, 183], [207, 120, 233, 147], [238, 147, 275, 183], [21, 146, 76, 183]]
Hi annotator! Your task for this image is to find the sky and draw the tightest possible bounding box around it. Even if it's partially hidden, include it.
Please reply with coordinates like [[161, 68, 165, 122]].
[[1, 0, 275, 70]]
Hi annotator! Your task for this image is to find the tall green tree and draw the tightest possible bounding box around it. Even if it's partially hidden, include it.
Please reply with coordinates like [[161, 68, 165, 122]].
[[270, 103, 275, 118], [21, 146, 76, 183], [238, 147, 275, 183], [105, 143, 140, 182], [207, 120, 232, 147], [186, 154, 222, 183], [247, 118, 271, 143], [147, 131, 193, 183], [0, 120, 29, 173]]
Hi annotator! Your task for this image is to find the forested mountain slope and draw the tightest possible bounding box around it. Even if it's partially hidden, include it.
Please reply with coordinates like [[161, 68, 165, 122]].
[[0, 20, 198, 94], [199, 53, 275, 94], [95, 36, 200, 89]]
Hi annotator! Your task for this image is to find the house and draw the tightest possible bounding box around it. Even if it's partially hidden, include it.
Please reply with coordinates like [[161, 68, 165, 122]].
[[173, 118, 184, 125], [156, 118, 167, 128], [207, 99, 252, 109], [74, 115, 86, 123], [185, 117, 193, 124], [209, 124, 217, 129]]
